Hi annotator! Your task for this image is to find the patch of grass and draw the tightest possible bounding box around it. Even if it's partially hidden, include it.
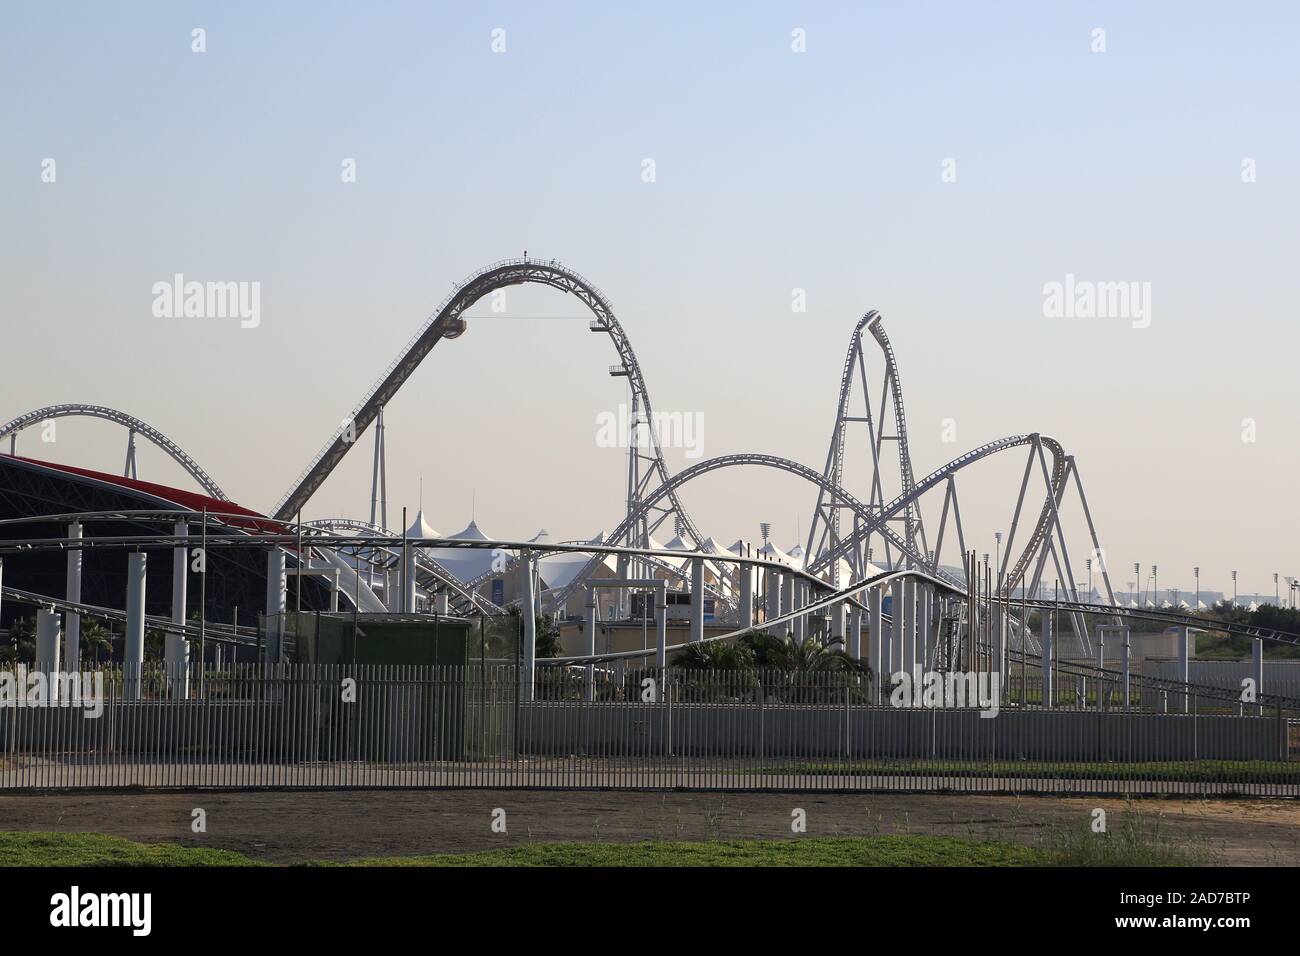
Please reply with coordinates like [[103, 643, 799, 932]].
[[0, 823, 1204, 868], [0, 831, 263, 867], [1046, 813, 1207, 867], [332, 836, 1052, 867]]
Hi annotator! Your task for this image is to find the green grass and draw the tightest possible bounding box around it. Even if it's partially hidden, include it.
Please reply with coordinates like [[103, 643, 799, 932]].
[[1048, 813, 1208, 866], [332, 836, 1050, 867], [0, 831, 264, 867], [0, 827, 1200, 868]]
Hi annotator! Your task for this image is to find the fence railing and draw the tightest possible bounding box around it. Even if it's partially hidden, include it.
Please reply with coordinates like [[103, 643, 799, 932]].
[[0, 663, 1295, 795]]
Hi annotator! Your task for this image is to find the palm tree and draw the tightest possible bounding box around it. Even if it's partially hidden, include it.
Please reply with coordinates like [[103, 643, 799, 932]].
[[669, 639, 757, 701], [79, 619, 114, 664], [737, 630, 871, 703], [500, 608, 564, 659], [672, 640, 755, 671], [738, 630, 870, 676], [5, 615, 36, 663]]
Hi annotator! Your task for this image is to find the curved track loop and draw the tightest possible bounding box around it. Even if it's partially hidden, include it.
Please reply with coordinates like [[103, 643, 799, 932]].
[[273, 257, 702, 552], [546, 452, 921, 613], [0, 403, 228, 500], [806, 311, 927, 584], [808, 434, 1067, 585], [804, 313, 1068, 597], [864, 314, 925, 555]]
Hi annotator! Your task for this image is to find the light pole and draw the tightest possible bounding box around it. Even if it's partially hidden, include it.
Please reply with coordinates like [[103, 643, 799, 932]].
[[1153, 565, 1159, 608], [1087, 558, 1093, 602], [994, 531, 1003, 587], [1231, 570, 1237, 608], [1194, 566, 1199, 613], [1134, 563, 1140, 606], [1274, 572, 1279, 606]]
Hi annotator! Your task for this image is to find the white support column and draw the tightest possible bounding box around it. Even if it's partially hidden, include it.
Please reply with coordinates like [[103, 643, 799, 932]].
[[384, 567, 399, 612], [403, 544, 417, 613], [909, 582, 921, 685], [900, 579, 915, 692], [1041, 612, 1053, 709], [167, 521, 188, 697], [125, 552, 147, 700], [655, 582, 668, 674], [869, 586, 883, 703], [435, 592, 448, 615], [265, 549, 286, 663], [615, 554, 629, 619], [330, 570, 340, 612], [765, 569, 782, 628], [780, 576, 794, 635], [1252, 638, 1264, 715], [918, 586, 932, 671], [889, 577, 904, 680], [792, 580, 806, 642], [36, 609, 61, 702], [993, 599, 1005, 681], [848, 606, 862, 660], [64, 522, 82, 674], [519, 549, 536, 702], [584, 585, 597, 702], [1177, 626, 1191, 714], [1095, 631, 1105, 712], [690, 557, 705, 643], [1121, 627, 1131, 711], [830, 601, 846, 646], [739, 565, 754, 630]]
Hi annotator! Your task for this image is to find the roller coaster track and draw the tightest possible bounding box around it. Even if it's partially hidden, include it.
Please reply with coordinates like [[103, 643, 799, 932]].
[[302, 518, 506, 616], [800, 311, 1081, 618], [0, 585, 255, 646], [0, 404, 228, 500], [546, 452, 921, 613], [865, 314, 926, 557], [806, 311, 928, 584], [805, 435, 1045, 580], [1001, 597, 1300, 650], [464, 538, 737, 618], [272, 258, 703, 556]]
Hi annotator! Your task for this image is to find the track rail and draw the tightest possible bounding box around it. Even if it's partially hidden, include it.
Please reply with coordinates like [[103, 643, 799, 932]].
[[271, 258, 702, 554], [0, 404, 228, 500]]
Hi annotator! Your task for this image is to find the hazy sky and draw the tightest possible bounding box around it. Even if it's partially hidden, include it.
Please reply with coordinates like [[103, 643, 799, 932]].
[[2, 2, 1297, 600]]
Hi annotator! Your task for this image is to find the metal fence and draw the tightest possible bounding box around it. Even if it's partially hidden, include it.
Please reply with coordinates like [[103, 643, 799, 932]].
[[1144, 658, 1300, 703], [1, 663, 1296, 796]]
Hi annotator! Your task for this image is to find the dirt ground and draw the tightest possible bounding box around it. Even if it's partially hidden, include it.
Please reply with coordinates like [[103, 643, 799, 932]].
[[2, 789, 1298, 865]]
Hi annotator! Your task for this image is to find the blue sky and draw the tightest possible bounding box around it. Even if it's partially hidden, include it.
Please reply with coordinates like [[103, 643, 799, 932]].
[[2, 2, 1298, 597]]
